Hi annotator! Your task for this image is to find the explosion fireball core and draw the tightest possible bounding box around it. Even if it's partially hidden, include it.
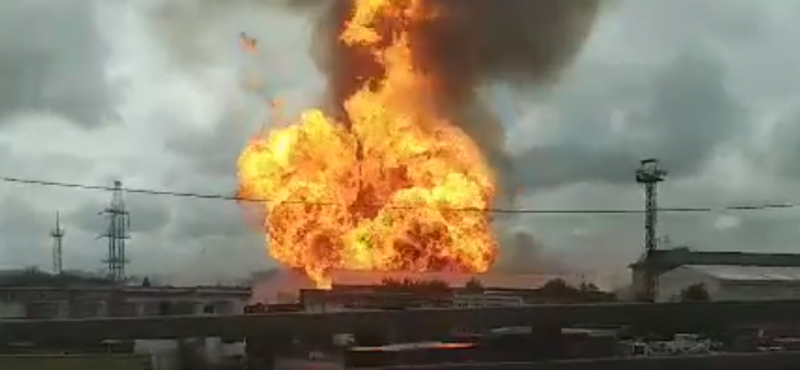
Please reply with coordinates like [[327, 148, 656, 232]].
[[236, 0, 498, 288]]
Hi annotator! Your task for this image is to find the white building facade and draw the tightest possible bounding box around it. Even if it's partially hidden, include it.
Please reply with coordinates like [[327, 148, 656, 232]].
[[657, 265, 800, 302], [452, 292, 526, 308]]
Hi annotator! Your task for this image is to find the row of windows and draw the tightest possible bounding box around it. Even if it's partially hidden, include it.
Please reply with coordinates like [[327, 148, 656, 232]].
[[17, 299, 238, 319]]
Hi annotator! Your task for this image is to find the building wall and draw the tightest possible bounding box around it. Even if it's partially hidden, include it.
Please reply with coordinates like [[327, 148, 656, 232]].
[[630, 268, 647, 300], [715, 281, 800, 301], [304, 301, 346, 313], [300, 289, 452, 312], [658, 266, 800, 302], [0, 287, 249, 370], [0, 302, 25, 318], [3, 294, 248, 319], [452, 293, 525, 308], [656, 267, 721, 302], [134, 340, 179, 370], [0, 286, 251, 318]]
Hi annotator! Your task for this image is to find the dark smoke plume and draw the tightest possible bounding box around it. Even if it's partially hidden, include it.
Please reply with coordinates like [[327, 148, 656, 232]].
[[497, 230, 567, 274], [280, 0, 601, 196], [148, 0, 601, 197]]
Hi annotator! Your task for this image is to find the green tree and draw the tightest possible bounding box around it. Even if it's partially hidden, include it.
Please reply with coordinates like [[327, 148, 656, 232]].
[[679, 283, 710, 302], [540, 278, 579, 301], [579, 282, 599, 292], [464, 277, 484, 292]]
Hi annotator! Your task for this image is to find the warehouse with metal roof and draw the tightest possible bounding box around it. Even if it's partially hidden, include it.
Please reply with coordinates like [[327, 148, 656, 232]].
[[657, 264, 800, 302]]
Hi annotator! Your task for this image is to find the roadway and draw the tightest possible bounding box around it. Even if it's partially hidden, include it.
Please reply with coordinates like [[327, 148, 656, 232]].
[[2, 300, 800, 342]]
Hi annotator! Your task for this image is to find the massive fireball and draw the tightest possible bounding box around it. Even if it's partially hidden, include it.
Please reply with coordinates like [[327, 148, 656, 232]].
[[236, 0, 498, 288]]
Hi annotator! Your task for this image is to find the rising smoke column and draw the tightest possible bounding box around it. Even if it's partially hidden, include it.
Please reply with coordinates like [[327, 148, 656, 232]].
[[235, 0, 602, 287], [286, 0, 601, 194], [148, 0, 601, 182]]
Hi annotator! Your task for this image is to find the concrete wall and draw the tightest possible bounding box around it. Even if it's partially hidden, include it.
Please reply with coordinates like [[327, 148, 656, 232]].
[[11, 297, 247, 319], [716, 281, 800, 301], [134, 337, 245, 370], [0, 286, 250, 319], [134, 340, 180, 370], [0, 354, 151, 370], [0, 302, 24, 318], [453, 293, 524, 308]]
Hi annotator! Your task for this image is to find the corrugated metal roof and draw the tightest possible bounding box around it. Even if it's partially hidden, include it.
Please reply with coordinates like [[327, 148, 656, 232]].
[[631, 248, 800, 270], [684, 265, 800, 282]]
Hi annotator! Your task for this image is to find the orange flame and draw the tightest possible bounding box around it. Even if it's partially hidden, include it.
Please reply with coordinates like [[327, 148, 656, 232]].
[[237, 0, 498, 288]]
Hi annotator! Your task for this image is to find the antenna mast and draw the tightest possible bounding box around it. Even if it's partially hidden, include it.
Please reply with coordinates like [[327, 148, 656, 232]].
[[50, 212, 65, 275], [635, 158, 667, 302], [100, 180, 130, 281]]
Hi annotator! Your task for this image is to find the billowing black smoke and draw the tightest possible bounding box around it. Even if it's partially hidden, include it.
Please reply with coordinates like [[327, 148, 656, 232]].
[[279, 0, 601, 196], [149, 0, 602, 197]]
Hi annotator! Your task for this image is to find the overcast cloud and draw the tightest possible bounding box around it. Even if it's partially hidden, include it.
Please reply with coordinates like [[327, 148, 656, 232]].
[[1, 0, 800, 286]]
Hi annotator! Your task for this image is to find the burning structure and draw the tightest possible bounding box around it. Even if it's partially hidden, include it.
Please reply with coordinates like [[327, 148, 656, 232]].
[[236, 0, 602, 287]]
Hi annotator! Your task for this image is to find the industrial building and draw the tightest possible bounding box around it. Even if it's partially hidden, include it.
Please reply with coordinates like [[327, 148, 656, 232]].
[[0, 283, 251, 319], [0, 271, 252, 370], [657, 265, 800, 302], [298, 287, 529, 312], [300, 288, 452, 312], [452, 292, 525, 308], [629, 247, 800, 302]]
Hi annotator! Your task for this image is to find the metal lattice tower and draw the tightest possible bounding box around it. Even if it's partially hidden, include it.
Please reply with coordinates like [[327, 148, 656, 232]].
[[100, 180, 130, 281], [635, 158, 667, 302], [50, 212, 65, 275]]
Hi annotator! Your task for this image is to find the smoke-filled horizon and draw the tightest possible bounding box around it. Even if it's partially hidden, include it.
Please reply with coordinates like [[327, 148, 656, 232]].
[[279, 0, 602, 197]]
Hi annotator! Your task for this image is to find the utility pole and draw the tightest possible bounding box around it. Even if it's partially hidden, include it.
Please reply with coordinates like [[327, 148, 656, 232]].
[[635, 158, 667, 302], [50, 212, 65, 275], [99, 180, 130, 282]]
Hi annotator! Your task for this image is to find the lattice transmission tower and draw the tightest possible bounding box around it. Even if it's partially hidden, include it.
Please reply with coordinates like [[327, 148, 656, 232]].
[[635, 158, 668, 302], [99, 180, 131, 281], [51, 212, 65, 275]]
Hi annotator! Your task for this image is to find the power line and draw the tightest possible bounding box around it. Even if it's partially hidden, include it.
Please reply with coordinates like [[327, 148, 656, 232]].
[[0, 175, 798, 215]]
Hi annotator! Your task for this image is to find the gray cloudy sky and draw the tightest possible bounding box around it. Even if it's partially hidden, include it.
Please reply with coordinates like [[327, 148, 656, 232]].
[[1, 0, 800, 285]]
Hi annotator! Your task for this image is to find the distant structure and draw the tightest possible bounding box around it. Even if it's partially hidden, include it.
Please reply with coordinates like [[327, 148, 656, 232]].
[[635, 158, 667, 301], [50, 212, 65, 275], [0, 283, 251, 318], [660, 235, 673, 249], [629, 247, 800, 302], [99, 180, 130, 282]]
